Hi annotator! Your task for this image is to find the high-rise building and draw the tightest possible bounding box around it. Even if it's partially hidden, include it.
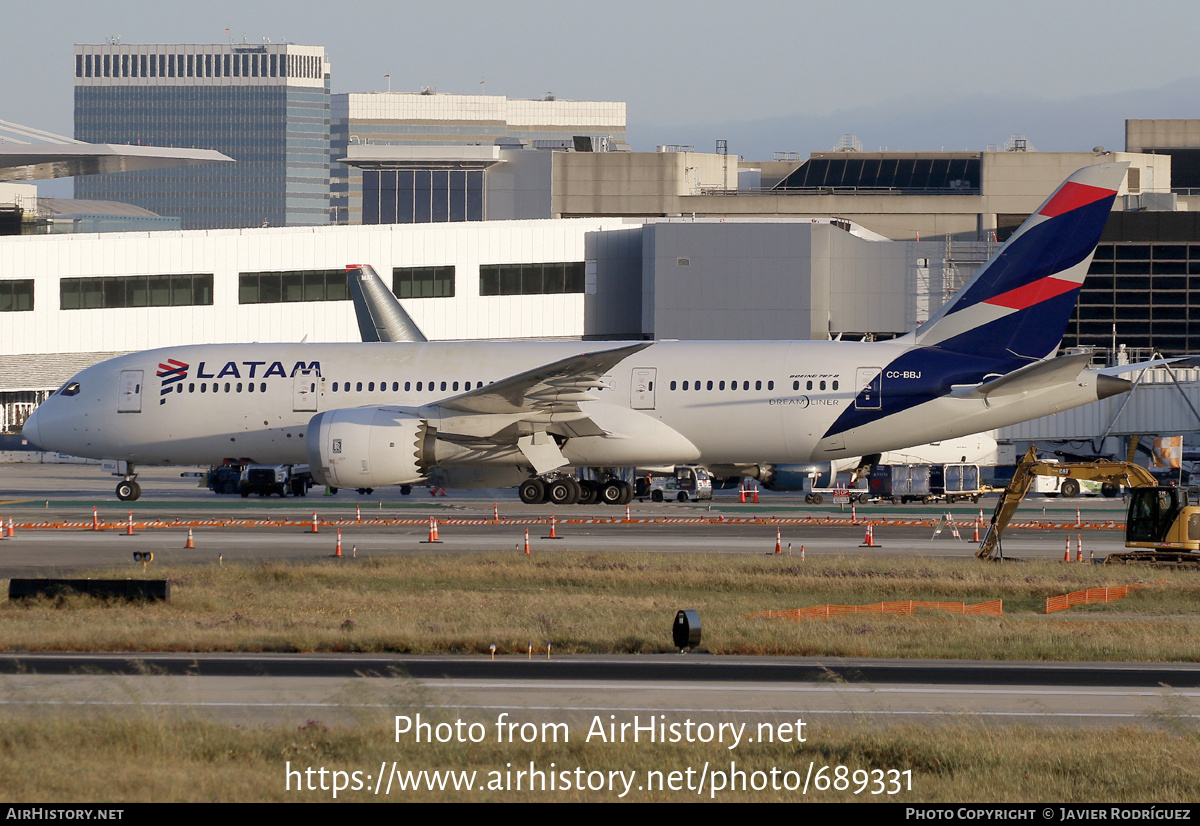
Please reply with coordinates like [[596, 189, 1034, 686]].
[[73, 43, 330, 229]]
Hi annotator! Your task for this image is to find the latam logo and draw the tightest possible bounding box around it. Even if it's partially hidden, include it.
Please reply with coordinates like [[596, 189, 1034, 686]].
[[155, 358, 322, 405], [157, 359, 189, 405]]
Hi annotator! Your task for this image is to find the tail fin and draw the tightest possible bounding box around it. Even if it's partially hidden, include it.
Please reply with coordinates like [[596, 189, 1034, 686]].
[[346, 264, 427, 343], [914, 161, 1127, 366]]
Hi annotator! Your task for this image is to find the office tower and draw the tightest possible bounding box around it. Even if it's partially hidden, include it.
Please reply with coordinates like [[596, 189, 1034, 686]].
[[74, 43, 330, 229]]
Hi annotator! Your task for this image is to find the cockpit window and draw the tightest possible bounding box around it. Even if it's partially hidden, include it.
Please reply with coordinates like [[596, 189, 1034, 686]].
[[58, 382, 81, 397]]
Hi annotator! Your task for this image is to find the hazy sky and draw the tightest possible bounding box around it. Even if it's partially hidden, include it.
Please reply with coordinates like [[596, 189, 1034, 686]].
[[4, 0, 1198, 159]]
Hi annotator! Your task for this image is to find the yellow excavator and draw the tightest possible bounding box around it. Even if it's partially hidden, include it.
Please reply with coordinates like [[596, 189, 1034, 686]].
[[977, 446, 1200, 564]]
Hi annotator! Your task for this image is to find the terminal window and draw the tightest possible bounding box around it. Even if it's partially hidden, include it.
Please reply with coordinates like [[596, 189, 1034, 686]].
[[239, 269, 350, 304], [0, 280, 33, 312], [393, 266, 454, 299], [60, 275, 212, 310], [479, 263, 585, 296]]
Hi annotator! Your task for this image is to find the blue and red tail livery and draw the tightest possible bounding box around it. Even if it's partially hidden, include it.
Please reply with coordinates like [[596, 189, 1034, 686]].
[[915, 161, 1127, 365]]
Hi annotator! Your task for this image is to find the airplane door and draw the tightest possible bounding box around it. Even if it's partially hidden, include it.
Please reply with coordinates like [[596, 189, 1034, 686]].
[[293, 370, 318, 412], [117, 370, 143, 413], [855, 367, 882, 410], [630, 367, 656, 410]]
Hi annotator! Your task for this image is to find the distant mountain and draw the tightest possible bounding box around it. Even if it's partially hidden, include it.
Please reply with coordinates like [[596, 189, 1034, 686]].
[[631, 77, 1198, 161]]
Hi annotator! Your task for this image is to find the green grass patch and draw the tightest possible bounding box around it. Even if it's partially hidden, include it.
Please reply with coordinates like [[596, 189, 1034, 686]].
[[2, 553, 1198, 660]]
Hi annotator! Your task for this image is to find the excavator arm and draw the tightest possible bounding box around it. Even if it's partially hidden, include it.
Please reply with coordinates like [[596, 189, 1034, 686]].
[[977, 447, 1159, 559]]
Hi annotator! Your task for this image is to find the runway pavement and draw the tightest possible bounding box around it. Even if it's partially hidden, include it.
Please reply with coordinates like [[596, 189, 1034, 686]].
[[0, 463, 1173, 734], [0, 463, 1134, 576]]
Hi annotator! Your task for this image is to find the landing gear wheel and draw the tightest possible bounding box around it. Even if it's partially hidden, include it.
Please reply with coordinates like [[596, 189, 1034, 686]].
[[116, 480, 140, 501], [617, 481, 634, 505], [546, 477, 578, 506], [600, 481, 624, 505], [519, 478, 546, 505], [578, 480, 599, 505]]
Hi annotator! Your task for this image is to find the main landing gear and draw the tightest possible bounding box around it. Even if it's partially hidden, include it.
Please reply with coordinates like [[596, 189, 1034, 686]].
[[518, 474, 633, 506]]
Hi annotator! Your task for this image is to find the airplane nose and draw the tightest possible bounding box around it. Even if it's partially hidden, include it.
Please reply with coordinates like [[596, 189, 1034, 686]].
[[22, 405, 43, 449]]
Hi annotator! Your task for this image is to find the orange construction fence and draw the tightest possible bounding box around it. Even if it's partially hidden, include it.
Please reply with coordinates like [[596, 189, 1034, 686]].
[[744, 599, 1003, 621], [1045, 585, 1142, 614]]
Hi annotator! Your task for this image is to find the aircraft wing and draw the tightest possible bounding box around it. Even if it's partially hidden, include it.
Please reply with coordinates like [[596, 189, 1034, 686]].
[[438, 342, 651, 417], [432, 342, 653, 473]]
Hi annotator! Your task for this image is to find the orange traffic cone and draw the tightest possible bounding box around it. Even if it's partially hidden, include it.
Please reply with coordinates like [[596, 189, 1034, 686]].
[[185, 528, 195, 549], [524, 528, 531, 555], [800, 544, 806, 561], [92, 506, 99, 531], [774, 528, 782, 554], [126, 510, 134, 536], [1076, 534, 1083, 563], [335, 528, 343, 557], [542, 514, 560, 540], [421, 516, 442, 544], [625, 504, 631, 522], [752, 486, 759, 503], [1064, 536, 1071, 562], [310, 511, 319, 534], [493, 502, 499, 523], [356, 505, 361, 523], [7, 517, 13, 538], [859, 523, 878, 548], [739, 485, 747, 503]]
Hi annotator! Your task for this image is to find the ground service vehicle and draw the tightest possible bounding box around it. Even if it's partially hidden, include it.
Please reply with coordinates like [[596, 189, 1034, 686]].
[[637, 465, 713, 502], [239, 464, 314, 498], [977, 447, 1200, 564]]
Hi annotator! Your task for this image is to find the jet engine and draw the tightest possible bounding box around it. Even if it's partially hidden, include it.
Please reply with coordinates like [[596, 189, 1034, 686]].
[[307, 407, 434, 489]]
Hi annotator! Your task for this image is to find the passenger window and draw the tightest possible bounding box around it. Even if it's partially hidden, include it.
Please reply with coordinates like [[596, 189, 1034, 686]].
[[405, 381, 411, 391], [392, 382, 399, 391], [236, 382, 243, 392], [807, 381, 813, 390], [670, 381, 677, 390], [682, 381, 689, 390], [755, 380, 762, 390], [441, 381, 447, 391], [356, 382, 363, 392], [820, 381, 826, 390], [248, 383, 255, 393], [742, 381, 749, 390], [832, 380, 839, 390], [453, 381, 459, 391], [768, 381, 774, 390], [792, 381, 799, 390], [260, 383, 266, 392], [416, 381, 422, 391], [720, 381, 726, 390], [707, 380, 713, 390]]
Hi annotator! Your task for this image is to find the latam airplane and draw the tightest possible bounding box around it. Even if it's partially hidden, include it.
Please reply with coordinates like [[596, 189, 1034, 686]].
[[25, 162, 1136, 504]]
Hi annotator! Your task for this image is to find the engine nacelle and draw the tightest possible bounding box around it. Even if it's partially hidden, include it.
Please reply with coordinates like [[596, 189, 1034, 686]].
[[307, 407, 433, 489]]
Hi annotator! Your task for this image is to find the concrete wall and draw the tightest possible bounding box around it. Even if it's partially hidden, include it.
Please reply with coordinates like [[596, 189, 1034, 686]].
[[486, 150, 553, 220], [642, 221, 818, 340], [553, 151, 731, 217], [1126, 119, 1200, 152]]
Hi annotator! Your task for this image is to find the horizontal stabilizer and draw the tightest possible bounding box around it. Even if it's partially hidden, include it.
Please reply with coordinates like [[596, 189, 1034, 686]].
[[957, 352, 1094, 400]]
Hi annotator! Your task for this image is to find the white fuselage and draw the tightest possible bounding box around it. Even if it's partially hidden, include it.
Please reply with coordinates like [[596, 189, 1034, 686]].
[[26, 337, 1112, 473]]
